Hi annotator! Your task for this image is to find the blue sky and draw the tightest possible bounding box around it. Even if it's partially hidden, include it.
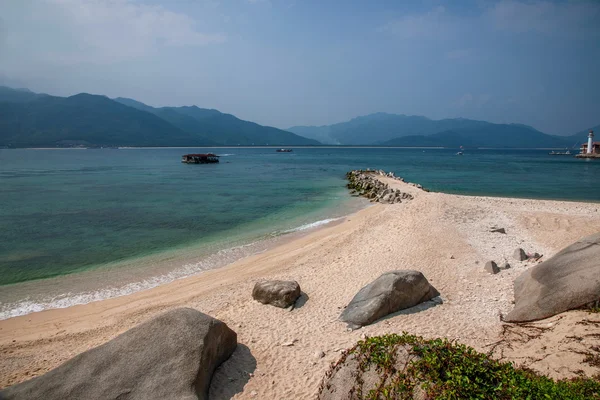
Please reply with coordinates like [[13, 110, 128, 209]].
[[1, 0, 598, 134]]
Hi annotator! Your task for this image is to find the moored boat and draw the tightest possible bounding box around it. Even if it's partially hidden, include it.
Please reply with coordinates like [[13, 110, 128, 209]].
[[181, 153, 220, 164], [276, 148, 293, 152]]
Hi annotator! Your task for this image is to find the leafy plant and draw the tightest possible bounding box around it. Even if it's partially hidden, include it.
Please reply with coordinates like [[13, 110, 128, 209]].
[[336, 333, 600, 400]]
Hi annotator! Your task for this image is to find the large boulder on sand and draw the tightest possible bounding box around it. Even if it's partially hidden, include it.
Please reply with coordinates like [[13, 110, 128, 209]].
[[505, 232, 600, 322], [0, 308, 237, 400], [252, 280, 301, 308], [340, 270, 439, 329]]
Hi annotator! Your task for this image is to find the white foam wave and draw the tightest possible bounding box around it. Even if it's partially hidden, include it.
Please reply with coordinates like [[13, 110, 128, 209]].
[[0, 241, 263, 320], [0, 216, 349, 320], [281, 217, 341, 234], [218, 153, 235, 156]]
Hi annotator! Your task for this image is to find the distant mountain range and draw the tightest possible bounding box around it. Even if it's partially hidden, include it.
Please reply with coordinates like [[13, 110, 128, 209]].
[[0, 86, 318, 148], [0, 85, 595, 148], [287, 112, 592, 148]]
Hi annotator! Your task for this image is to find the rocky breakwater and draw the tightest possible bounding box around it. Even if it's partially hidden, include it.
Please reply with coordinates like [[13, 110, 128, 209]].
[[346, 169, 418, 204]]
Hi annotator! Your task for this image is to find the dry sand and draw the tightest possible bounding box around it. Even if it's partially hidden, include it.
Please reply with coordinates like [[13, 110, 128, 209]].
[[1, 177, 599, 398]]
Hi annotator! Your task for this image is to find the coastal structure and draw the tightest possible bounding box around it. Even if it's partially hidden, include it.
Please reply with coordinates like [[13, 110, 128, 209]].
[[181, 153, 220, 164], [576, 130, 600, 158]]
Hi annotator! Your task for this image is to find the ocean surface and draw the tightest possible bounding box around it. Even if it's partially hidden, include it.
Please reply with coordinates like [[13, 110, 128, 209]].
[[1, 147, 599, 319]]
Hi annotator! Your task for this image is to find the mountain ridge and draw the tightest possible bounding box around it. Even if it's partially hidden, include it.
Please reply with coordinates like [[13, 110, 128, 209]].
[[0, 87, 319, 147], [287, 113, 593, 148]]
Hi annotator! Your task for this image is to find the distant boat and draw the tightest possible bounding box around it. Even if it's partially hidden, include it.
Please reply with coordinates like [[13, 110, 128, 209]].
[[276, 148, 292, 152], [181, 153, 220, 164], [548, 150, 571, 155], [456, 145, 464, 155]]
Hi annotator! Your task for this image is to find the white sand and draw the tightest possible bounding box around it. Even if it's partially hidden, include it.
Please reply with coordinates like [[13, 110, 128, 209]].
[[1, 177, 599, 398]]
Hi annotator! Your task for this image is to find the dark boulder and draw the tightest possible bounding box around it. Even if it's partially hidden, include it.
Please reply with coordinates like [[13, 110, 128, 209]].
[[252, 280, 301, 308], [505, 232, 600, 322], [340, 270, 439, 329], [0, 308, 237, 400]]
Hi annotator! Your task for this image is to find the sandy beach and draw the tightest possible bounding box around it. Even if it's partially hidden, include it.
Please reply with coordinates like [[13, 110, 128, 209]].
[[1, 177, 599, 398]]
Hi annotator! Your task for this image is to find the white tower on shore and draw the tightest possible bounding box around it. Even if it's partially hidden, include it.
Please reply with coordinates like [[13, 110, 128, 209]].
[[588, 130, 594, 154]]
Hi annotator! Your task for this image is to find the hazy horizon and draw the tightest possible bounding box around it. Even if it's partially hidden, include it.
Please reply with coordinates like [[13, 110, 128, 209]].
[[1, 0, 599, 135]]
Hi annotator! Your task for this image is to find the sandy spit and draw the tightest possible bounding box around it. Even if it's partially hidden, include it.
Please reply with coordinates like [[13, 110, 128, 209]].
[[1, 177, 600, 398]]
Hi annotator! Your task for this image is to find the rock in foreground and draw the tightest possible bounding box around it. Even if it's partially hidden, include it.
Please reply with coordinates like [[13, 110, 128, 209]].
[[340, 270, 439, 329], [0, 308, 237, 400], [318, 334, 600, 399], [252, 280, 301, 308], [505, 232, 600, 322]]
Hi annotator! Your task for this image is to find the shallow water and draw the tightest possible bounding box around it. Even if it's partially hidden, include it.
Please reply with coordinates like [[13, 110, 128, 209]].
[[0, 147, 598, 318]]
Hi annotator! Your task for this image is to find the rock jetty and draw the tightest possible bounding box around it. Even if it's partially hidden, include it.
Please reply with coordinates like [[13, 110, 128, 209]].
[[346, 169, 417, 204]]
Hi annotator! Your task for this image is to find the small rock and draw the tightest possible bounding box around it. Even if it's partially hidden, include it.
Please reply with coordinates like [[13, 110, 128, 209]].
[[491, 228, 506, 234], [484, 261, 500, 274], [250, 390, 258, 397], [281, 339, 297, 347], [499, 262, 511, 270], [314, 351, 325, 359], [513, 248, 528, 261], [252, 280, 301, 308]]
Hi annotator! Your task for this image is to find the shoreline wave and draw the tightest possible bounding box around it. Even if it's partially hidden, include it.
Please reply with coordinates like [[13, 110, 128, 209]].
[[0, 215, 349, 320]]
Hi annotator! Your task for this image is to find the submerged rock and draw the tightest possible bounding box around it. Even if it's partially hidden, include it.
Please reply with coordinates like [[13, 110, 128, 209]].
[[0, 308, 237, 400], [252, 280, 301, 308], [505, 232, 600, 322], [340, 270, 439, 329]]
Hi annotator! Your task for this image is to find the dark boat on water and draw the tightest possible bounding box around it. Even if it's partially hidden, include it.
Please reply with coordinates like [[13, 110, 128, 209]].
[[181, 153, 220, 164], [276, 148, 292, 152], [548, 150, 572, 155]]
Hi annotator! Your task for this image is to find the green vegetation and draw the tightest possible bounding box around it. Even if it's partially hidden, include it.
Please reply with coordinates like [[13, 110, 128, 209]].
[[341, 333, 600, 399]]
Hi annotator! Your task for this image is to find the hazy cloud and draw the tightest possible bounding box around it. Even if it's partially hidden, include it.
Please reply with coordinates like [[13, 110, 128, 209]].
[[486, 0, 600, 37], [379, 6, 456, 39], [4, 0, 226, 65], [454, 93, 492, 108]]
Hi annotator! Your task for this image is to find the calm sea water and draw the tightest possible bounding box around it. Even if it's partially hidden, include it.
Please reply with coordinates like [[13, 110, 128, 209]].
[[0, 147, 598, 317]]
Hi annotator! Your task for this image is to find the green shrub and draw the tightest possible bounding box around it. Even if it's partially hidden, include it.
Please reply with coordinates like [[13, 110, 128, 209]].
[[348, 333, 600, 399]]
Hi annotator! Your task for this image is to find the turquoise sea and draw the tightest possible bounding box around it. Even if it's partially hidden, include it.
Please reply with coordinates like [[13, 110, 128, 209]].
[[1, 147, 598, 318]]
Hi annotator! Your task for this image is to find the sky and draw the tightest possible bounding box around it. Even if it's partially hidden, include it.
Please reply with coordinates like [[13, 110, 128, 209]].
[[0, 0, 599, 135]]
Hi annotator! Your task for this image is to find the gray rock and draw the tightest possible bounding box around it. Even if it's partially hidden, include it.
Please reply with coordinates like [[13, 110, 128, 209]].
[[499, 262, 511, 270], [491, 228, 506, 234], [380, 193, 393, 204], [0, 308, 237, 400], [484, 261, 500, 274], [505, 232, 600, 322], [318, 344, 426, 400], [513, 248, 528, 261], [340, 270, 439, 328], [252, 280, 301, 308]]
